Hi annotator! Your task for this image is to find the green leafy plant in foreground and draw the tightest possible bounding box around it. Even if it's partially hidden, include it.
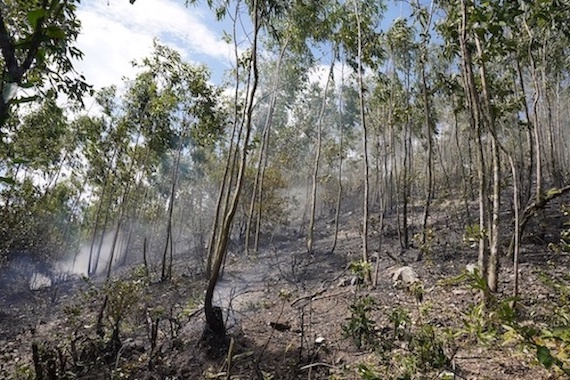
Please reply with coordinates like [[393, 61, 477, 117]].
[[500, 274, 570, 375], [389, 307, 411, 340], [349, 259, 373, 286], [342, 295, 377, 349], [442, 262, 570, 375]]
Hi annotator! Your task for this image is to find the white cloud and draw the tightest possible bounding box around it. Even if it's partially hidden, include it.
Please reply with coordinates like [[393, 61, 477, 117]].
[[73, 0, 235, 91]]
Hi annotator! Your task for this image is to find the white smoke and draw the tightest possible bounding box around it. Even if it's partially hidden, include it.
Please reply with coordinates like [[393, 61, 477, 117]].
[[28, 232, 125, 290], [59, 232, 124, 276]]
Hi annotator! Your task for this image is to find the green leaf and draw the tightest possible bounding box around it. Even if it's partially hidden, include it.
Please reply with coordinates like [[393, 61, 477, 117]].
[[27, 9, 46, 29], [12, 95, 40, 105], [537, 345, 555, 368], [45, 26, 66, 40], [0, 176, 16, 185]]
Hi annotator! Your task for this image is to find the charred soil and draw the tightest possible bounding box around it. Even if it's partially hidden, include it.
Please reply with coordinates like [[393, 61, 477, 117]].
[[1, 200, 570, 379]]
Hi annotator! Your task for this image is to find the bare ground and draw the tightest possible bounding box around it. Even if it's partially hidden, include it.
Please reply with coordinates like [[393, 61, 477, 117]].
[[1, 201, 570, 379]]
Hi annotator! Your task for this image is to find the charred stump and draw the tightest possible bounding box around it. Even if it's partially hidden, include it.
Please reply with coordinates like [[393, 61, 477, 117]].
[[201, 305, 228, 358]]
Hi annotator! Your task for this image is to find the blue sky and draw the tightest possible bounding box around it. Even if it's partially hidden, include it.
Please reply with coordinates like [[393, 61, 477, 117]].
[[75, 0, 236, 90], [74, 0, 415, 95]]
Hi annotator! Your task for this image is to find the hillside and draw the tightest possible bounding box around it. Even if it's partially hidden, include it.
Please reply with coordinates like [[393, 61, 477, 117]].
[[1, 200, 569, 379]]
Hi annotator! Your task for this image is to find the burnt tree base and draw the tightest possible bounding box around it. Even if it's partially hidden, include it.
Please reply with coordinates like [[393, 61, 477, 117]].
[[201, 306, 228, 358]]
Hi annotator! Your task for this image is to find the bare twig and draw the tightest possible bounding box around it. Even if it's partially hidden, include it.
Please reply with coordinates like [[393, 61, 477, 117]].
[[299, 362, 334, 370]]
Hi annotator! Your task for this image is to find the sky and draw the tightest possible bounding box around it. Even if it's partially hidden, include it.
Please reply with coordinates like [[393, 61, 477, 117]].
[[74, 0, 238, 92], [73, 0, 415, 99]]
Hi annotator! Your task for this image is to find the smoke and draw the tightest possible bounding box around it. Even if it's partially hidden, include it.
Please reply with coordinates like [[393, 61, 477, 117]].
[[57, 232, 124, 277], [25, 233, 124, 290]]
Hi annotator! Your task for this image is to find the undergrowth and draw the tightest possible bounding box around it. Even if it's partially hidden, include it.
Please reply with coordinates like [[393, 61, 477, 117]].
[[338, 255, 570, 380]]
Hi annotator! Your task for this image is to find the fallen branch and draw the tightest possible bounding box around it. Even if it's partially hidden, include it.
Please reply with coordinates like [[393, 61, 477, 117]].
[[509, 185, 570, 257], [290, 288, 327, 308], [299, 362, 335, 371]]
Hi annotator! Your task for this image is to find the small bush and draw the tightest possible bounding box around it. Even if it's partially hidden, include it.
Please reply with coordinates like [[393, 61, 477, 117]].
[[342, 295, 377, 349]]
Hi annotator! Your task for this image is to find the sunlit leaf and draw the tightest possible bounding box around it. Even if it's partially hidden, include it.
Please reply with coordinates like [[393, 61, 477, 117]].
[[27, 9, 46, 29], [0, 176, 16, 185], [45, 26, 66, 39], [537, 345, 555, 368]]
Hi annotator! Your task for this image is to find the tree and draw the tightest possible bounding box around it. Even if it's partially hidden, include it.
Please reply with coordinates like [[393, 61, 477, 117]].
[[413, 0, 436, 259], [0, 0, 90, 126], [201, 0, 262, 354], [0, 94, 81, 281], [338, 0, 384, 277]]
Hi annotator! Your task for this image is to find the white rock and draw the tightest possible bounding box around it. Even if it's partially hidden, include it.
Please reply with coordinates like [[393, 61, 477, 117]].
[[389, 266, 420, 285]]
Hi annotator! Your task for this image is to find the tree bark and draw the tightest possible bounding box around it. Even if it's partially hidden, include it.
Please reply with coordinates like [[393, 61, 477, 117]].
[[203, 0, 260, 346], [307, 46, 335, 254], [354, 0, 371, 279], [459, 0, 489, 294]]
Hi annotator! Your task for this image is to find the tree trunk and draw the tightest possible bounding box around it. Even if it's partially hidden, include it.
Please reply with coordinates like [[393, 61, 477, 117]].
[[488, 138, 500, 293], [330, 62, 346, 254], [522, 19, 543, 203], [415, 0, 435, 259], [245, 39, 289, 254], [453, 105, 471, 223], [307, 47, 335, 254], [354, 0, 371, 279], [401, 67, 412, 249], [203, 0, 260, 352], [161, 133, 183, 282], [515, 57, 534, 206], [206, 4, 243, 276], [459, 0, 489, 294], [474, 34, 500, 293], [419, 54, 434, 258]]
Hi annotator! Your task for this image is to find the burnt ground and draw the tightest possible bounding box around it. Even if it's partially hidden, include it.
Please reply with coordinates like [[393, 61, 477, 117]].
[[1, 199, 570, 379]]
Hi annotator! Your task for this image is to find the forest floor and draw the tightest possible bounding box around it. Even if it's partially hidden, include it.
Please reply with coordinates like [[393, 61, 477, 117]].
[[1, 198, 570, 379]]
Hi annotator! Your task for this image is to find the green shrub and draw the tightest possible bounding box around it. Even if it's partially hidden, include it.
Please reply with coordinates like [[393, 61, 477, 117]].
[[342, 295, 377, 349]]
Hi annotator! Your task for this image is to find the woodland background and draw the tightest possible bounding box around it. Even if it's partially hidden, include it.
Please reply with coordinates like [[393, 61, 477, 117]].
[[1, 0, 570, 379]]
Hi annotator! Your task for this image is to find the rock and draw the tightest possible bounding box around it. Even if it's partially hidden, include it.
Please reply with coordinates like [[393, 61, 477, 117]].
[[315, 336, 325, 345], [389, 266, 420, 285]]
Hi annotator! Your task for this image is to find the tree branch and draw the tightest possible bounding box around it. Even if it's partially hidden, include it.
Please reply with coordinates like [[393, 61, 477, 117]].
[[0, 11, 21, 82]]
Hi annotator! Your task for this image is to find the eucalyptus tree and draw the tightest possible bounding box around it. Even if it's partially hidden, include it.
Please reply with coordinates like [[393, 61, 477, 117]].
[[333, 0, 385, 274], [89, 43, 224, 337], [0, 94, 80, 276], [81, 87, 129, 276], [329, 76, 360, 253], [306, 50, 337, 254], [255, 0, 341, 255], [437, 0, 552, 296], [504, 0, 570, 298], [516, 0, 570, 191], [102, 43, 223, 280], [371, 17, 416, 250], [437, 0, 492, 295], [243, 13, 312, 254], [411, 0, 437, 255], [198, 0, 262, 350], [0, 0, 90, 127], [461, 0, 570, 294]]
